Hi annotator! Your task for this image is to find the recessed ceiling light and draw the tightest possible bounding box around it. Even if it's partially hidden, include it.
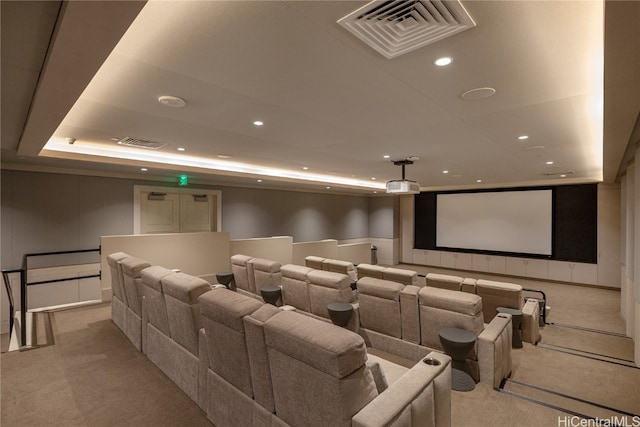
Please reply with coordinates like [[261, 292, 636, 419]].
[[257, 179, 262, 183], [443, 170, 449, 174], [476, 179, 482, 183], [460, 87, 496, 100], [253, 120, 264, 126], [546, 161, 554, 165], [518, 135, 529, 140], [326, 186, 331, 189], [302, 166, 309, 170], [560, 174, 567, 178], [158, 95, 186, 108], [177, 147, 186, 152], [371, 177, 376, 180], [434, 57, 452, 66], [383, 155, 390, 159], [141, 168, 148, 172]]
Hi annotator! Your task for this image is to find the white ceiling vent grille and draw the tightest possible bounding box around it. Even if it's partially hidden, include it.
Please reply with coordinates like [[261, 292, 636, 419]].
[[338, 0, 476, 59], [116, 137, 168, 150]]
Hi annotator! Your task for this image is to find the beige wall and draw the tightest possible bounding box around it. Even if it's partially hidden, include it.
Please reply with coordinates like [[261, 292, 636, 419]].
[[101, 232, 230, 300], [229, 236, 293, 265]]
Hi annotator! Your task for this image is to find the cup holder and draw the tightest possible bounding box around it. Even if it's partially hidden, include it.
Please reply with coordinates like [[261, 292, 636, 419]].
[[423, 357, 441, 366]]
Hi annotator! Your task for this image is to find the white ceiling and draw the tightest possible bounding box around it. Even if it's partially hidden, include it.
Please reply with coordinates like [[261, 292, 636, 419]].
[[3, 0, 639, 195]]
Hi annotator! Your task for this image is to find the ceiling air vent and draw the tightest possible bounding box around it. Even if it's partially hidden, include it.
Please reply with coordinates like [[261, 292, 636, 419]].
[[338, 0, 476, 59], [116, 137, 168, 150]]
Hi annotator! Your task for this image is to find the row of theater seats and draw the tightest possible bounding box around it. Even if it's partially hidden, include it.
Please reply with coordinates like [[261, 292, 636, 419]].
[[107, 252, 453, 427], [231, 254, 514, 389], [304, 258, 542, 345]]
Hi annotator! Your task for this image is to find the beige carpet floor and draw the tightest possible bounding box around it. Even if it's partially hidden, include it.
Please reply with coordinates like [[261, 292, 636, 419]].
[[1, 265, 638, 426]]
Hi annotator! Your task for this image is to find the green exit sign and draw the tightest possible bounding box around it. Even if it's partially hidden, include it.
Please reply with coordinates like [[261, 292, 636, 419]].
[[178, 174, 188, 186]]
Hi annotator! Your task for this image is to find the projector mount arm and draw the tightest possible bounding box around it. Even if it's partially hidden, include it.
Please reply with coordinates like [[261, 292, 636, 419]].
[[393, 159, 414, 180]]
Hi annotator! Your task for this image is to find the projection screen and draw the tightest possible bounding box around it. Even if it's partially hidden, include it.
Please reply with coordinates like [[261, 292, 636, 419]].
[[436, 190, 553, 255]]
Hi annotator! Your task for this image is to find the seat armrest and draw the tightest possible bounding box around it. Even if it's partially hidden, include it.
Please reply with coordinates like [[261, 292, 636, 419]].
[[478, 313, 512, 388], [521, 299, 541, 344], [400, 285, 420, 344], [353, 352, 451, 427]]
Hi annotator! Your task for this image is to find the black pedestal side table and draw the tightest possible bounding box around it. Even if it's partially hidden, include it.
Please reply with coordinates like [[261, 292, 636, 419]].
[[496, 306, 523, 348], [215, 272, 235, 290], [327, 302, 353, 327], [260, 286, 282, 306], [438, 327, 477, 392]]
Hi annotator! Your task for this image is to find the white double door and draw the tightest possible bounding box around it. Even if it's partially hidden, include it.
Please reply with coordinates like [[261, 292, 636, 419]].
[[139, 190, 219, 234]]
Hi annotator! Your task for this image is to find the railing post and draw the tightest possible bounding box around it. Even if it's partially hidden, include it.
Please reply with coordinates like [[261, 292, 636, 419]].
[[20, 268, 27, 347]]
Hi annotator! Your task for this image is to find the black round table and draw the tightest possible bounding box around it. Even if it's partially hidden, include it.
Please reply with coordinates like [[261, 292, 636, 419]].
[[497, 306, 523, 348], [438, 327, 477, 392], [327, 302, 353, 327], [215, 272, 235, 290], [260, 286, 282, 306]]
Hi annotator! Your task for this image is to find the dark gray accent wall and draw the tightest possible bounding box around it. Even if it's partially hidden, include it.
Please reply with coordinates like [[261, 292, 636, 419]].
[[368, 196, 398, 239], [1, 170, 135, 268], [217, 186, 369, 241], [1, 170, 380, 269]]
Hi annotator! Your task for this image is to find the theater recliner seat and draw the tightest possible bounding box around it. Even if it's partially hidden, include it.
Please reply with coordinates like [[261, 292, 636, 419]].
[[231, 254, 255, 296], [426, 273, 464, 291], [120, 256, 151, 352], [475, 279, 541, 344], [418, 286, 512, 388], [280, 264, 313, 312], [107, 252, 130, 333], [250, 257, 282, 296], [158, 272, 211, 406], [264, 310, 452, 427]]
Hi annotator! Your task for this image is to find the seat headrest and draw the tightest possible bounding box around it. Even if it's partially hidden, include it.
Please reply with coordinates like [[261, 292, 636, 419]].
[[281, 264, 313, 280], [199, 288, 264, 333], [107, 252, 130, 267], [141, 265, 175, 292], [161, 272, 211, 304], [231, 254, 254, 266], [251, 258, 281, 272], [264, 310, 367, 378], [119, 257, 151, 277], [307, 269, 350, 289], [357, 277, 403, 300], [419, 286, 482, 316], [476, 279, 523, 294]]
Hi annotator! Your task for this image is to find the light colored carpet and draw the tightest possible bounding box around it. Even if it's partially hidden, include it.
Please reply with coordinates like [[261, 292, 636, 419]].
[[1, 304, 211, 427], [2, 265, 638, 426]]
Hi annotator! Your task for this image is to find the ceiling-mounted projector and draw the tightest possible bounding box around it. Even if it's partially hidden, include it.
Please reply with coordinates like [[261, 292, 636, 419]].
[[386, 158, 421, 194]]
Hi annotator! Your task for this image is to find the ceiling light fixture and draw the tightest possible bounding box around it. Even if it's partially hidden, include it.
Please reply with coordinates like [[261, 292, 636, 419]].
[[158, 95, 186, 108], [443, 170, 449, 174], [383, 155, 390, 159], [476, 179, 482, 183], [141, 168, 148, 171], [518, 135, 529, 140], [42, 139, 386, 191], [253, 120, 264, 126], [460, 87, 496, 100], [434, 57, 452, 66], [177, 147, 186, 152], [546, 161, 554, 165]]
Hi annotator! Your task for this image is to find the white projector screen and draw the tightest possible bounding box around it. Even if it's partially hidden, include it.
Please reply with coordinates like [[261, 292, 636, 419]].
[[436, 190, 553, 255]]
